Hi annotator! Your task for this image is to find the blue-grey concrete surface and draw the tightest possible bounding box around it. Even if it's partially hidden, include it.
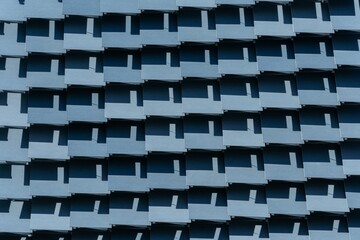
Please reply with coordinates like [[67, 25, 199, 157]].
[[0, 0, 360, 239]]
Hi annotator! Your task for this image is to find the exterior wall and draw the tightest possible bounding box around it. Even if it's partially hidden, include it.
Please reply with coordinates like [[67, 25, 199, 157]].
[[0, 1, 360, 239]]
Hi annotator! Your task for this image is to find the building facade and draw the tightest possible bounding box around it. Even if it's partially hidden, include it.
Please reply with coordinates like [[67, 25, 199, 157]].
[[1, 0, 360, 239]]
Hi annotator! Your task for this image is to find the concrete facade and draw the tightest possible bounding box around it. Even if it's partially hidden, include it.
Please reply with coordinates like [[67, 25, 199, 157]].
[[0, 0, 360, 239]]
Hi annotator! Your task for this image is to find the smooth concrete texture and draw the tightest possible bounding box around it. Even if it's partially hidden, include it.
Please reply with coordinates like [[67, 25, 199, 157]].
[[0, 1, 360, 239]]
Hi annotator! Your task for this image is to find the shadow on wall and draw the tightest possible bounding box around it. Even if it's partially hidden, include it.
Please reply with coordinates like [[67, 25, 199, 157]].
[[104, 51, 141, 69], [67, 88, 104, 108], [146, 119, 184, 138], [31, 199, 69, 216], [111, 193, 148, 211], [68, 124, 106, 143], [65, 16, 101, 37], [329, 0, 356, 16], [216, 7, 254, 26], [181, 46, 218, 64], [108, 158, 147, 178], [150, 191, 188, 209], [29, 126, 67, 146], [71, 196, 109, 214], [230, 220, 269, 238], [106, 85, 143, 106], [184, 116, 223, 136]]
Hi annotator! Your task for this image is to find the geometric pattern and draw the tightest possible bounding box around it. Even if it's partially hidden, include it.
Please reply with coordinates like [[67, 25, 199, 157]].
[[1, 0, 360, 239]]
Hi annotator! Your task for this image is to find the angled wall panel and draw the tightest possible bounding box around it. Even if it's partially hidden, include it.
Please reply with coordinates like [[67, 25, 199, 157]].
[[0, 1, 359, 239]]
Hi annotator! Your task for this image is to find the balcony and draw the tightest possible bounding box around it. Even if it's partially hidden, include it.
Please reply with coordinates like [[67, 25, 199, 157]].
[[139, 0, 178, 12], [186, 152, 226, 187], [0, 92, 28, 128], [224, 149, 267, 185], [72, 230, 109, 240], [69, 159, 109, 195], [215, 0, 254, 6], [141, 48, 182, 81], [184, 116, 225, 150], [341, 141, 360, 176], [177, 0, 216, 8], [333, 33, 360, 67], [145, 118, 186, 153], [110, 192, 149, 227], [291, 1, 333, 34], [63, 0, 101, 17], [296, 72, 339, 107], [218, 42, 259, 76], [28, 90, 67, 125], [182, 80, 222, 114], [65, 52, 104, 86], [102, 15, 141, 49], [188, 188, 230, 222], [338, 105, 360, 139], [108, 157, 148, 192], [180, 45, 220, 79], [140, 12, 179, 46], [147, 154, 187, 190], [253, 3, 295, 38], [0, 22, 26, 57], [335, 69, 360, 103], [215, 6, 255, 41], [345, 176, 360, 209], [0, 0, 25, 22], [30, 161, 69, 197], [105, 85, 144, 120], [30, 198, 70, 231], [26, 19, 65, 54], [305, 180, 349, 213], [149, 190, 190, 224], [300, 108, 342, 142], [268, 219, 309, 240], [257, 0, 293, 3], [68, 124, 108, 158], [189, 224, 228, 240], [261, 111, 303, 145], [143, 81, 183, 117], [266, 182, 309, 217], [26, 55, 66, 89], [0, 57, 27, 92], [229, 220, 269, 240], [258, 74, 300, 109], [28, 126, 69, 160], [348, 211, 360, 240], [64, 16, 103, 51], [222, 112, 264, 147], [0, 128, 29, 164], [220, 77, 261, 112], [329, 0, 360, 31], [25, 0, 64, 19], [67, 87, 105, 123], [107, 121, 146, 156], [100, 0, 140, 14], [178, 9, 218, 43], [256, 40, 297, 73], [0, 164, 30, 199], [294, 38, 336, 70], [103, 50, 142, 84], [31, 233, 69, 240], [307, 216, 350, 240], [111, 229, 149, 240], [263, 147, 305, 182], [70, 196, 110, 229], [0, 200, 30, 234], [151, 226, 188, 240], [227, 184, 269, 219]]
